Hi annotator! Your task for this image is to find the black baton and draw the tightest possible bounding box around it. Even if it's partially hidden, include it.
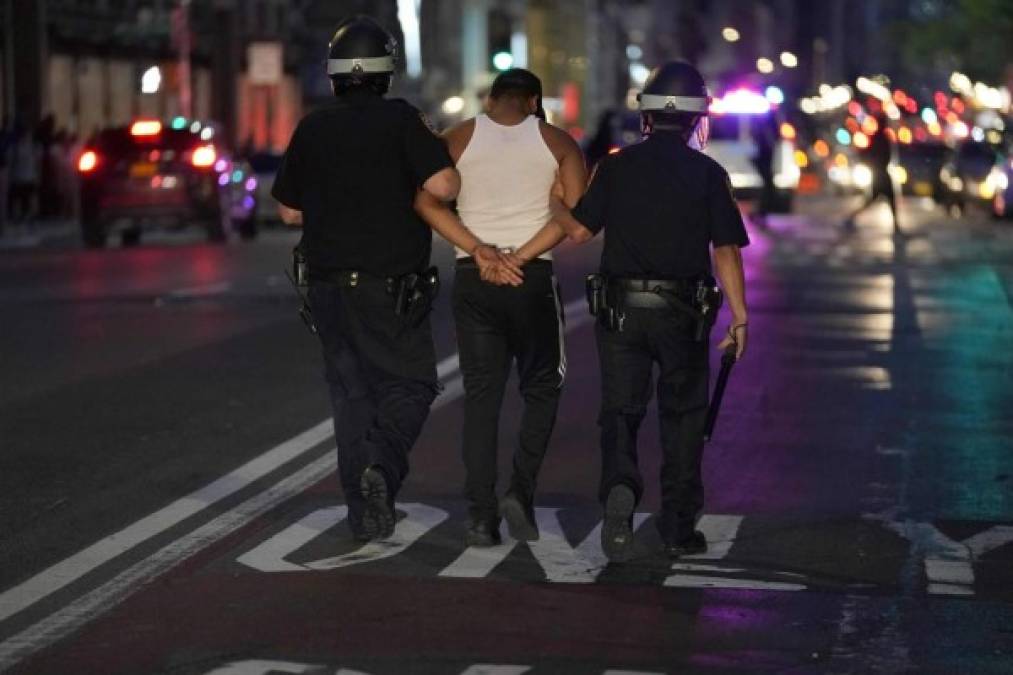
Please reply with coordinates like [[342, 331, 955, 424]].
[[703, 344, 737, 441]]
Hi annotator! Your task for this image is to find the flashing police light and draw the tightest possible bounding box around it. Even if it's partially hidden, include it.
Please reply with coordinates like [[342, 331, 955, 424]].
[[710, 89, 772, 115]]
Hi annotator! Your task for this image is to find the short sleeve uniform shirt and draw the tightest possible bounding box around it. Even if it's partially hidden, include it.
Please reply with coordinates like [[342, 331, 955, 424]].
[[272, 92, 453, 278], [571, 131, 749, 278]]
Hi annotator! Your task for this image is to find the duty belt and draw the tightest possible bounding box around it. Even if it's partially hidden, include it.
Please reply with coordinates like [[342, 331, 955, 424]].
[[586, 274, 722, 340]]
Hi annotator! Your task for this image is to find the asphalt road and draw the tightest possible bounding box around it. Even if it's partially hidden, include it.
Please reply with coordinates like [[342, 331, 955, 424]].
[[1, 195, 1012, 674]]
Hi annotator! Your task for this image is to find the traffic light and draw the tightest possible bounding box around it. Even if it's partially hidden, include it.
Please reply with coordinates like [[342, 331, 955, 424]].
[[488, 9, 512, 71]]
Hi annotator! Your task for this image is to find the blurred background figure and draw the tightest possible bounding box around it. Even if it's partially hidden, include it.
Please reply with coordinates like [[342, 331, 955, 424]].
[[844, 110, 898, 233], [583, 109, 618, 169], [749, 113, 777, 227], [0, 117, 11, 236], [8, 123, 42, 227]]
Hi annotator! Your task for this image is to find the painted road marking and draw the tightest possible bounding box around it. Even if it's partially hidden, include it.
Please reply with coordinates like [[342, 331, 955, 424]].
[[166, 281, 233, 299], [236, 506, 348, 573], [439, 534, 520, 579], [875, 518, 1013, 596], [0, 419, 334, 625], [0, 454, 335, 671], [660, 515, 805, 591], [528, 509, 651, 584], [0, 296, 592, 669], [305, 504, 448, 571], [202, 664, 659, 675]]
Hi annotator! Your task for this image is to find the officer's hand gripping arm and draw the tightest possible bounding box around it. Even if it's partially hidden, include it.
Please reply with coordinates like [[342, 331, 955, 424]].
[[713, 244, 748, 360], [515, 134, 590, 261], [422, 167, 461, 202]]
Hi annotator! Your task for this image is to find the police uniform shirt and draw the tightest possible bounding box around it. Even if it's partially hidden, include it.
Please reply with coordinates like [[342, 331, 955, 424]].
[[571, 131, 749, 279], [272, 91, 453, 278]]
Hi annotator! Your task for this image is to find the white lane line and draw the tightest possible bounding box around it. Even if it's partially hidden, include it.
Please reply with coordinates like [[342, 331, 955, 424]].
[[680, 514, 743, 561], [0, 294, 594, 665], [0, 419, 334, 625], [0, 453, 335, 671], [459, 667, 531, 675], [528, 509, 651, 584]]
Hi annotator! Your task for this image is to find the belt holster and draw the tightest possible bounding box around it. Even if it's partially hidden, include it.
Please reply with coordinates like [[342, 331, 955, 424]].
[[585, 274, 625, 332], [388, 266, 440, 325]]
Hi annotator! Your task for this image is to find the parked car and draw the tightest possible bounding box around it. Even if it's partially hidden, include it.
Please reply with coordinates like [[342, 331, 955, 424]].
[[77, 118, 258, 247], [990, 151, 1013, 219]]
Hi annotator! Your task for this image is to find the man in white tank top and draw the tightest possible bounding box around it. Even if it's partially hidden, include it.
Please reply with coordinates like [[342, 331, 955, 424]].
[[415, 69, 587, 546]]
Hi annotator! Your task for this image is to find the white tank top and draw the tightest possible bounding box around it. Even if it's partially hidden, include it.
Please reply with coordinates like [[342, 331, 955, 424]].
[[455, 114, 559, 259]]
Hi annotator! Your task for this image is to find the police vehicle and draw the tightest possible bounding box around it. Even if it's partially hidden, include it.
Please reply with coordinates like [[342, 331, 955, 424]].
[[77, 118, 258, 247], [703, 88, 800, 212]]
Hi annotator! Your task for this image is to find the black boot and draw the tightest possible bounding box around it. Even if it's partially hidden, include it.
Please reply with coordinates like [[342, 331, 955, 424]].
[[664, 530, 707, 558], [499, 491, 539, 541], [465, 518, 502, 547], [360, 466, 396, 540], [602, 485, 636, 563]]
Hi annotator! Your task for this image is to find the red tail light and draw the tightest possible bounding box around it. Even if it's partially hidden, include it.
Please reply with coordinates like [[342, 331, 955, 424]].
[[78, 150, 98, 173], [191, 145, 217, 168]]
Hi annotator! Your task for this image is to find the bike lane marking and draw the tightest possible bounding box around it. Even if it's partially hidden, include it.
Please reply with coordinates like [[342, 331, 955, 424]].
[[0, 299, 591, 670]]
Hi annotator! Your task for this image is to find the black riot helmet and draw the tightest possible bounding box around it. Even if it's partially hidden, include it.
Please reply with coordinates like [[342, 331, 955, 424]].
[[326, 15, 398, 96], [637, 60, 711, 146]]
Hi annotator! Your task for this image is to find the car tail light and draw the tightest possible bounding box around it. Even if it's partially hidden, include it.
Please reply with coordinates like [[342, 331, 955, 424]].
[[130, 120, 162, 136], [78, 150, 98, 173], [191, 145, 217, 168]]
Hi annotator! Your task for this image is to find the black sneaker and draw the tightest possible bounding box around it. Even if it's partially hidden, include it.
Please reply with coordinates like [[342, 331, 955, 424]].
[[499, 492, 539, 541], [347, 517, 373, 543], [602, 485, 636, 563], [665, 530, 707, 558], [465, 519, 502, 547], [360, 466, 396, 540]]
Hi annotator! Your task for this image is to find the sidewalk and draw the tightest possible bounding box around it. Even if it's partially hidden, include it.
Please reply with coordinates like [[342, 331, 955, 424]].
[[0, 219, 79, 250]]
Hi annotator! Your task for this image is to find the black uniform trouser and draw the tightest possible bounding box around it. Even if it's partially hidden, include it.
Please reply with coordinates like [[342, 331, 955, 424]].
[[596, 306, 709, 544], [453, 260, 565, 523], [308, 278, 438, 529]]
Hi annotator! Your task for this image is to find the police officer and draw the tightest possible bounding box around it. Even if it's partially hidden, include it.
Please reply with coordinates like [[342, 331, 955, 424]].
[[272, 15, 460, 542], [548, 61, 750, 561]]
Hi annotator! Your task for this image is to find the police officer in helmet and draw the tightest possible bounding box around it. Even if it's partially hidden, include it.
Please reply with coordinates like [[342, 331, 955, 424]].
[[272, 15, 460, 542], [549, 60, 750, 561]]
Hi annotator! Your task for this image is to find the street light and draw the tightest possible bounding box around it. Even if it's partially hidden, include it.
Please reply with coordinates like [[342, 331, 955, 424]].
[[780, 51, 798, 68], [141, 66, 161, 94], [756, 58, 774, 74], [722, 27, 740, 42]]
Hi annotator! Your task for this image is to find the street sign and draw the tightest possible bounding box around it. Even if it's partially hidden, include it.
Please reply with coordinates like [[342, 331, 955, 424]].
[[248, 42, 283, 85]]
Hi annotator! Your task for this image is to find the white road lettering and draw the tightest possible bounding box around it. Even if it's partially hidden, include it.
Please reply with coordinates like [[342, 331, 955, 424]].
[[439, 536, 519, 579], [528, 508, 650, 583], [236, 506, 349, 573], [305, 503, 448, 571]]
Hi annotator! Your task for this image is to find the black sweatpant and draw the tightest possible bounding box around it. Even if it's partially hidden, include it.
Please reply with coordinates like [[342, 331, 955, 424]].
[[308, 278, 438, 530], [596, 306, 709, 544], [453, 259, 565, 523]]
